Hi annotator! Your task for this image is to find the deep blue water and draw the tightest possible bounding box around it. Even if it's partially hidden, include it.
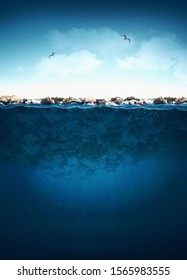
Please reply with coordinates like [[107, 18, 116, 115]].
[[0, 104, 187, 259]]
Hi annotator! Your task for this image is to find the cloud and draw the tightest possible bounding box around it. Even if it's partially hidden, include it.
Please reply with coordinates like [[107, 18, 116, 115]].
[[34, 27, 135, 79], [35, 50, 102, 78], [45, 27, 133, 57], [116, 33, 187, 83], [34, 28, 187, 87]]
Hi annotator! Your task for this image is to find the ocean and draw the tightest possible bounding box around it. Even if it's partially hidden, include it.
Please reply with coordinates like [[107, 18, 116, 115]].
[[0, 104, 187, 259]]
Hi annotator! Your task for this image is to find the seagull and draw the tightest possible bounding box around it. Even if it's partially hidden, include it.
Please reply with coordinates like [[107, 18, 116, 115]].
[[48, 52, 56, 58], [120, 35, 131, 43]]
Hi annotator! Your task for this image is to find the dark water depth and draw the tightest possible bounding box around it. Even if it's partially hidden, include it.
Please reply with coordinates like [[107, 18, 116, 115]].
[[0, 105, 187, 259]]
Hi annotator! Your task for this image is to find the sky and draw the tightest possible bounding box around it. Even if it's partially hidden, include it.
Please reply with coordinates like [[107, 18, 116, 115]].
[[0, 0, 187, 99]]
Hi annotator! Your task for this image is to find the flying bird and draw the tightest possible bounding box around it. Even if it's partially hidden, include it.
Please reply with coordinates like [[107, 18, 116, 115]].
[[120, 35, 131, 43], [48, 52, 56, 58]]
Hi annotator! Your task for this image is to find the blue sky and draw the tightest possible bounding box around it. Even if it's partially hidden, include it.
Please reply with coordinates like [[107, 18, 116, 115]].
[[0, 0, 187, 98]]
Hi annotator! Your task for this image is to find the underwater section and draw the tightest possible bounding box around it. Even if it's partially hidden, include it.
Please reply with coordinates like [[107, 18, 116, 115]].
[[0, 105, 187, 259]]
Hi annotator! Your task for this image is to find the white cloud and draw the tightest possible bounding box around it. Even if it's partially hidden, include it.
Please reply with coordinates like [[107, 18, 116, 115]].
[[13, 29, 187, 99], [34, 27, 135, 79], [117, 33, 187, 83], [35, 50, 102, 78], [46, 27, 133, 57]]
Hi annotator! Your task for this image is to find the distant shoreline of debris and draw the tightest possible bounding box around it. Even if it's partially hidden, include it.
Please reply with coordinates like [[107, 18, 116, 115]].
[[0, 95, 187, 106]]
